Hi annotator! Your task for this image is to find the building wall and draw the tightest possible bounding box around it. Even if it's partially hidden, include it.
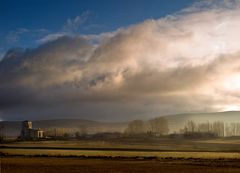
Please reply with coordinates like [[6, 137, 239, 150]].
[[37, 130, 44, 138], [20, 121, 44, 140]]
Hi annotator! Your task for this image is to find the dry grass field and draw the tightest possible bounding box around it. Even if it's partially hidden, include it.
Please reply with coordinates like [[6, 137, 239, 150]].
[[2, 156, 240, 173], [2, 137, 240, 151], [1, 138, 240, 172]]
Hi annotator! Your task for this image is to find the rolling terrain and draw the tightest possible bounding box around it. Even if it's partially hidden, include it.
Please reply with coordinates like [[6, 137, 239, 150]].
[[1, 111, 239, 137]]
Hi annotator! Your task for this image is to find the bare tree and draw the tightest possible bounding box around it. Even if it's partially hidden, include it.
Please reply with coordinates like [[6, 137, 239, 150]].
[[184, 120, 197, 133], [236, 123, 240, 136], [148, 117, 169, 135], [197, 122, 212, 133], [125, 120, 145, 134], [225, 123, 240, 136], [79, 125, 88, 136], [212, 121, 224, 137], [182, 121, 224, 136]]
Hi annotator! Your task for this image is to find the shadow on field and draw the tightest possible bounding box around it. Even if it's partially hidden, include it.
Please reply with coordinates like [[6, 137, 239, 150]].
[[1, 155, 240, 173]]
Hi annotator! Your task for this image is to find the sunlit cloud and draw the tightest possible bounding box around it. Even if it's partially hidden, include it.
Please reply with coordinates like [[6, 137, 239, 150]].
[[1, 0, 240, 120], [38, 32, 69, 43], [38, 11, 91, 44]]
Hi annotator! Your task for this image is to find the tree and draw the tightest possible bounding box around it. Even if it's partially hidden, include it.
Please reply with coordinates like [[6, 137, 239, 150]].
[[78, 125, 88, 136], [182, 121, 225, 137], [125, 120, 145, 135], [225, 123, 240, 136], [212, 121, 224, 137], [75, 131, 80, 138], [63, 132, 70, 138], [197, 122, 212, 133], [148, 117, 169, 135], [184, 121, 197, 133]]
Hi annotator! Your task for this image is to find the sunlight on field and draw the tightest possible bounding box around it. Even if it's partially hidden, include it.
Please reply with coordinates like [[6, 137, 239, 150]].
[[2, 149, 240, 159], [196, 139, 240, 144]]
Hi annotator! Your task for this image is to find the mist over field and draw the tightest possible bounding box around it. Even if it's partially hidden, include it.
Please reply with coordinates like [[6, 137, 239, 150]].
[[1, 111, 239, 138]]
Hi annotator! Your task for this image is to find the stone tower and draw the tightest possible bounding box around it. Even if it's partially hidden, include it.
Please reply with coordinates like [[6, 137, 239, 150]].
[[20, 120, 44, 140], [21, 120, 32, 139]]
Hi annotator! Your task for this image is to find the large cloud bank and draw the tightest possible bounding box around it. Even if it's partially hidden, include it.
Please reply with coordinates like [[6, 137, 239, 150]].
[[1, 1, 240, 121]]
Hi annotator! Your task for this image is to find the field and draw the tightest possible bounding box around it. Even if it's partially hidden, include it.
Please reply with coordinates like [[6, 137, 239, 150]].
[[2, 156, 240, 173], [1, 138, 240, 172]]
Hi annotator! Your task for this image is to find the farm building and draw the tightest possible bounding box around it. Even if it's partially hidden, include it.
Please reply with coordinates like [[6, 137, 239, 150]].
[[20, 120, 44, 140]]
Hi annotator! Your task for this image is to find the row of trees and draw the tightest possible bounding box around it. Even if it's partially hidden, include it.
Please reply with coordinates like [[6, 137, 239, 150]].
[[125, 119, 240, 137], [125, 117, 169, 136], [181, 121, 224, 137], [225, 123, 240, 136], [181, 121, 240, 137], [44, 127, 88, 138]]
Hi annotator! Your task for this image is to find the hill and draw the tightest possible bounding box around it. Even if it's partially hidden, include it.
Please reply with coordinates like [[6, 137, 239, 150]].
[[0, 119, 128, 137], [1, 111, 239, 137], [165, 111, 240, 133]]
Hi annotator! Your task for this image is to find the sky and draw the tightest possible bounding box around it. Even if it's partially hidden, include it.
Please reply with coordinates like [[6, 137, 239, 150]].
[[1, 0, 240, 121], [0, 0, 193, 58]]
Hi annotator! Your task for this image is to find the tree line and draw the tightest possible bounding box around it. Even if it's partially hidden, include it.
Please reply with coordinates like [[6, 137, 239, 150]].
[[180, 120, 240, 137], [124, 117, 169, 136], [125, 118, 240, 137]]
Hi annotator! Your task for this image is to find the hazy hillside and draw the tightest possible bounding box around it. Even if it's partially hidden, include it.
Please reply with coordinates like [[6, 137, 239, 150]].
[[165, 111, 240, 133], [1, 111, 239, 137], [0, 119, 128, 137]]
